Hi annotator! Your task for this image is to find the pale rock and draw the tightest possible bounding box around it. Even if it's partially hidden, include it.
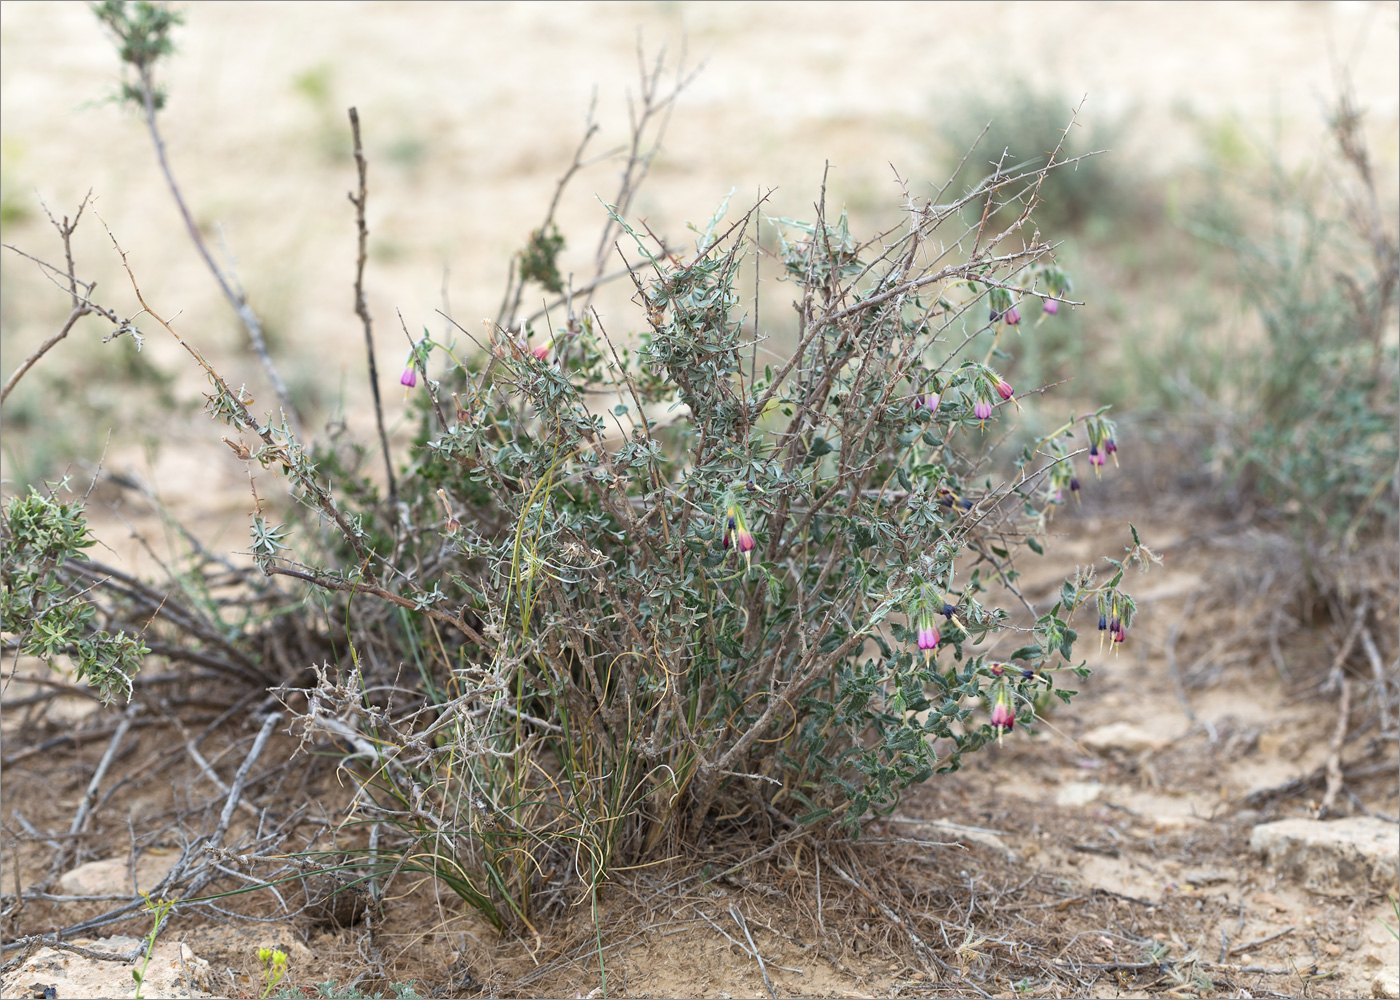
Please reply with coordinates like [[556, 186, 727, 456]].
[[1374, 968, 1400, 999], [1250, 817, 1400, 891], [0, 934, 211, 999], [1056, 781, 1103, 807], [1080, 722, 1172, 754], [59, 852, 180, 897]]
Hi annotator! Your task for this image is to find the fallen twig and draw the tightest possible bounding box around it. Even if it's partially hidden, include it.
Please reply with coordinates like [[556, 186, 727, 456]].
[[55, 701, 140, 873], [1319, 677, 1352, 817], [730, 903, 776, 1000], [1229, 925, 1295, 955], [210, 712, 281, 850]]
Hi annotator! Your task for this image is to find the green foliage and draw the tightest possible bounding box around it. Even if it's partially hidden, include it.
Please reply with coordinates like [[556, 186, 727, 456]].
[[92, 0, 183, 110], [1, 487, 149, 704], [1181, 100, 1398, 550], [519, 223, 567, 294], [130, 892, 175, 1000]]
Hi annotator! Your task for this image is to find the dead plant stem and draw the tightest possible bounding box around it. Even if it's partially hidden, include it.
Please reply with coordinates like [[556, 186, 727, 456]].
[[347, 107, 397, 505]]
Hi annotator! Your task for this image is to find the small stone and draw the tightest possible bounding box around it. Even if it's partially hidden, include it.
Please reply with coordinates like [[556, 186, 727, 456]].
[[1081, 722, 1172, 754], [1374, 968, 1400, 999], [1185, 869, 1229, 887], [59, 852, 179, 897], [1250, 817, 1400, 891], [1056, 781, 1103, 807]]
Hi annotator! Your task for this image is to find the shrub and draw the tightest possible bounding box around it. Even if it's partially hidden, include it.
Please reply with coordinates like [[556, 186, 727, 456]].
[[1186, 93, 1399, 554], [268, 158, 1149, 930]]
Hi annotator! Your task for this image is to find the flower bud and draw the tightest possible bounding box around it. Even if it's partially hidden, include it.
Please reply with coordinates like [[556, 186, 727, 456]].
[[1042, 298, 1059, 315]]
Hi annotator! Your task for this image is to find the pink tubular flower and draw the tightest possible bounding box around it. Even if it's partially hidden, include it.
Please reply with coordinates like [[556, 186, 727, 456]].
[[1089, 444, 1105, 474], [995, 378, 1014, 401], [974, 400, 993, 422], [735, 525, 755, 564], [916, 612, 940, 664], [1042, 298, 1059, 315], [922, 392, 941, 414], [990, 689, 1015, 734], [1004, 306, 1021, 326], [531, 343, 550, 361], [400, 367, 417, 389]]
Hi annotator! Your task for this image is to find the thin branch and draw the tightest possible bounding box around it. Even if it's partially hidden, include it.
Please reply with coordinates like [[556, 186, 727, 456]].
[[2, 305, 89, 404], [347, 107, 397, 505], [132, 63, 300, 430]]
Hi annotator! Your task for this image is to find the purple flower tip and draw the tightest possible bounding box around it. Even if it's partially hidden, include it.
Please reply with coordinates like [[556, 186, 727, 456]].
[[400, 368, 418, 389], [974, 401, 993, 421], [1043, 298, 1059, 315], [1004, 307, 1021, 326], [995, 378, 1014, 401]]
